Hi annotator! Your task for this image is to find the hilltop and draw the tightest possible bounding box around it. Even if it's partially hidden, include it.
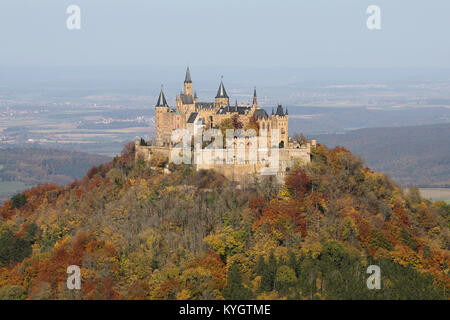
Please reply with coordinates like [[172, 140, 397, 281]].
[[0, 142, 448, 300]]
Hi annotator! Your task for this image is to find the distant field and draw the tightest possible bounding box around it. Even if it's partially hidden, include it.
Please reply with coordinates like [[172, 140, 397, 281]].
[[0, 181, 28, 201], [418, 188, 450, 202]]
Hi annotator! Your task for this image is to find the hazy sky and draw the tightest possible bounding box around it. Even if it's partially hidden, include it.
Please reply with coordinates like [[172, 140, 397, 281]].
[[0, 0, 449, 68]]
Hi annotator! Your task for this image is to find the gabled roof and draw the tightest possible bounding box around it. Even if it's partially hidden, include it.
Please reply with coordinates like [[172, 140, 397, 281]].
[[216, 80, 229, 99], [179, 94, 194, 105], [187, 112, 198, 123], [184, 67, 192, 83], [156, 89, 168, 107]]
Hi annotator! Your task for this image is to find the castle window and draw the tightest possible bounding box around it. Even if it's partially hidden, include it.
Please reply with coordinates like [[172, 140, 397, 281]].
[[281, 128, 285, 135], [267, 124, 270, 131], [262, 123, 265, 130]]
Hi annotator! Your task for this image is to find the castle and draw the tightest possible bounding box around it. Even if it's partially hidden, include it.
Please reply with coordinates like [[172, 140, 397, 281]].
[[136, 68, 315, 183]]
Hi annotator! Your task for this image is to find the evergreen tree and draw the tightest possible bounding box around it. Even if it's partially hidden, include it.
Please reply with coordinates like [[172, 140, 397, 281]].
[[223, 262, 252, 300], [260, 251, 277, 292], [255, 255, 266, 276]]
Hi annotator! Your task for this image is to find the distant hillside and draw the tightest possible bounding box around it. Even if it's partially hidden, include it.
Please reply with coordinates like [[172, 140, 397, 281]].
[[0, 147, 110, 201], [314, 123, 450, 187], [0, 143, 448, 300]]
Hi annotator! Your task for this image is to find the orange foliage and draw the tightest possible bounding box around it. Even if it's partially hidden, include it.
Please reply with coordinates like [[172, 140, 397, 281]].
[[285, 168, 311, 198]]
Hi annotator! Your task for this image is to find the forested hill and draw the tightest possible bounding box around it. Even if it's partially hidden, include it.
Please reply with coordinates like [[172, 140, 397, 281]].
[[314, 122, 450, 187], [0, 142, 448, 300], [0, 147, 110, 202]]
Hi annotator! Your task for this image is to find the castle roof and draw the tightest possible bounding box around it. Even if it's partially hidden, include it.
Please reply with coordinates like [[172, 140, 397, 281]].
[[184, 67, 192, 83], [179, 94, 194, 104], [216, 105, 251, 115], [156, 88, 168, 107], [275, 104, 285, 116], [254, 108, 269, 120], [196, 102, 215, 110], [253, 87, 258, 105], [187, 112, 198, 123], [216, 80, 229, 99]]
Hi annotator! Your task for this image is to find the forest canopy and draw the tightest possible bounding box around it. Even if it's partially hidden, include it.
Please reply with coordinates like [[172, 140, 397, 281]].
[[0, 142, 448, 300]]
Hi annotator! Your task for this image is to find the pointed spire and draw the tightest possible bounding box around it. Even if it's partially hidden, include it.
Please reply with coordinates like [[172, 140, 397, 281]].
[[184, 67, 192, 83], [216, 76, 228, 98], [194, 91, 198, 99], [156, 86, 168, 107], [252, 87, 258, 105], [285, 107, 288, 115]]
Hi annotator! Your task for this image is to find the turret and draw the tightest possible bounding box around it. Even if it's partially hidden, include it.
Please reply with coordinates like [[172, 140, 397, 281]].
[[215, 77, 229, 107], [156, 87, 168, 108], [252, 87, 258, 107], [184, 67, 193, 96]]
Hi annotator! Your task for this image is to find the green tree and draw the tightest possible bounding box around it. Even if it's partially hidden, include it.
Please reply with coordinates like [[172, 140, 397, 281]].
[[260, 251, 277, 292], [223, 262, 252, 300], [274, 265, 298, 296], [0, 285, 27, 300], [11, 193, 27, 209]]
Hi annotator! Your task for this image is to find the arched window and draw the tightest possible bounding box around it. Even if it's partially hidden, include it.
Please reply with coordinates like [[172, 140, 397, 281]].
[[281, 128, 285, 135], [262, 122, 265, 130], [267, 124, 270, 131]]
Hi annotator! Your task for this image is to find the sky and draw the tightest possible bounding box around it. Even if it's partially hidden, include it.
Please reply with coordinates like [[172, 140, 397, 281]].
[[1, 0, 450, 69]]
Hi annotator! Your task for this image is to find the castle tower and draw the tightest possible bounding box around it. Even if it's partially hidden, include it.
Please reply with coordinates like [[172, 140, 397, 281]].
[[184, 67, 193, 96], [272, 104, 288, 148], [252, 87, 258, 107], [155, 87, 171, 146], [194, 91, 198, 102], [215, 77, 229, 107]]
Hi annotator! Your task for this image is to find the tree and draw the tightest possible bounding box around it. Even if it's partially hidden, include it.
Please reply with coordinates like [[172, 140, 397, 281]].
[[245, 114, 259, 135], [255, 255, 266, 276], [292, 133, 308, 144], [274, 265, 297, 296], [223, 262, 252, 300], [285, 168, 311, 198], [231, 114, 243, 129], [11, 193, 27, 209], [0, 285, 27, 300], [260, 251, 277, 292]]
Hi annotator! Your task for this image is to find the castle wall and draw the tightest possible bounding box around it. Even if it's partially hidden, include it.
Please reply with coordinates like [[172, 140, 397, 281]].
[[135, 141, 311, 183]]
